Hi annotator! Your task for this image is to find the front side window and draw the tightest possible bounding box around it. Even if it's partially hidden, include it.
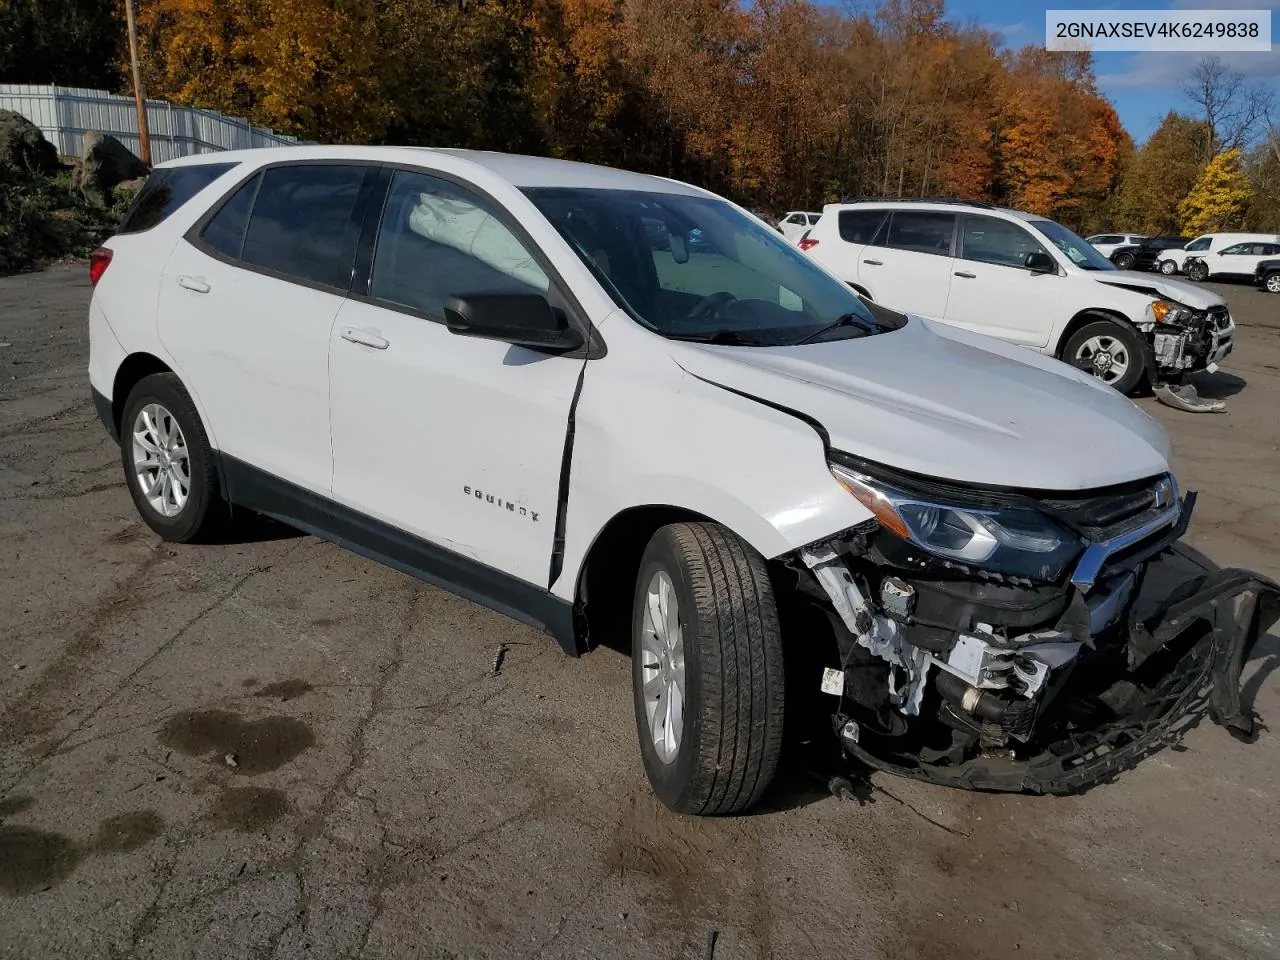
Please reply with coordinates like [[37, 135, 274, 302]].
[[117, 162, 236, 235], [838, 209, 888, 245], [369, 170, 549, 318], [960, 215, 1049, 268], [524, 187, 901, 346], [239, 164, 370, 289], [1029, 219, 1114, 271], [1185, 236, 1211, 252], [884, 212, 955, 256], [1220, 243, 1249, 255]]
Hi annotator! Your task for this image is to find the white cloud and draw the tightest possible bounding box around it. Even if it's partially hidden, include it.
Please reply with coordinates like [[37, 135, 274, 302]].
[[1098, 49, 1280, 90]]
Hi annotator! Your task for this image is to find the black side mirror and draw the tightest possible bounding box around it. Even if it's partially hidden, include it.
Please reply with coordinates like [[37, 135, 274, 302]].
[[444, 293, 585, 353], [1024, 251, 1056, 273]]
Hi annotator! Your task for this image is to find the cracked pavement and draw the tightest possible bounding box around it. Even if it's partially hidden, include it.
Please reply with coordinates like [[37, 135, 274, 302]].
[[1, 265, 1278, 959]]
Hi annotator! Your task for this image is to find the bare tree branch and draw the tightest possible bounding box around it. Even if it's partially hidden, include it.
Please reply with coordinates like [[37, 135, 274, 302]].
[[1181, 56, 1274, 162]]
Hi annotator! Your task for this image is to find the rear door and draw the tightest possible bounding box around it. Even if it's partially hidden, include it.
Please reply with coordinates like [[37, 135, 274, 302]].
[[158, 161, 376, 493], [328, 166, 586, 586], [859, 210, 956, 319], [942, 214, 1063, 347]]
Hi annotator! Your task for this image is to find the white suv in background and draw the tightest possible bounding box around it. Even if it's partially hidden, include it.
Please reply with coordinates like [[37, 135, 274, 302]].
[[778, 211, 821, 242], [87, 148, 1276, 816], [1178, 238, 1280, 281], [797, 199, 1235, 395], [1086, 233, 1147, 258], [1155, 232, 1280, 276]]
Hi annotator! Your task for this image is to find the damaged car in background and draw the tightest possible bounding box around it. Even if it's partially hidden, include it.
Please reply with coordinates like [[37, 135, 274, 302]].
[[89, 146, 1277, 817]]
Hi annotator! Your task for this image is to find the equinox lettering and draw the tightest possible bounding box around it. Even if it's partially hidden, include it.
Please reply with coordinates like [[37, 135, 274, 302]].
[[463, 486, 539, 522]]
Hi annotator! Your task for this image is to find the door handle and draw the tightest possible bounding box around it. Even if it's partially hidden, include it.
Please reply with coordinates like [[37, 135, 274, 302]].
[[340, 326, 389, 350], [177, 275, 211, 294], [954, 271, 976, 278], [862, 259, 883, 266]]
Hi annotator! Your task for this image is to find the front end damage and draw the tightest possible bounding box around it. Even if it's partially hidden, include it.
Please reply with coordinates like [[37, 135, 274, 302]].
[[789, 461, 1279, 795]]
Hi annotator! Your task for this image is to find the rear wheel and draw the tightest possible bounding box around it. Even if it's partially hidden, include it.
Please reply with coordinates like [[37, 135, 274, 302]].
[[1265, 272, 1280, 294], [1185, 259, 1209, 282], [1062, 318, 1146, 395], [1112, 251, 1136, 270], [631, 522, 785, 816], [120, 373, 229, 543], [1159, 260, 1178, 275]]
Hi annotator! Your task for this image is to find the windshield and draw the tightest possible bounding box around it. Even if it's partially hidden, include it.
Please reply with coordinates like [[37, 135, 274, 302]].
[[1029, 220, 1116, 271], [522, 187, 900, 346]]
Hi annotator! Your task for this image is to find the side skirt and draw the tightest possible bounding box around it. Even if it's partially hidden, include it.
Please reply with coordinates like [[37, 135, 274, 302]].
[[218, 454, 581, 656]]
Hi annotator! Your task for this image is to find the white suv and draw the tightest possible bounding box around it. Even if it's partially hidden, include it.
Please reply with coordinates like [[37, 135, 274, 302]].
[[1154, 232, 1280, 275], [798, 199, 1235, 395], [1085, 233, 1146, 258], [778, 211, 821, 242], [88, 147, 1276, 813], [1179, 238, 1280, 282]]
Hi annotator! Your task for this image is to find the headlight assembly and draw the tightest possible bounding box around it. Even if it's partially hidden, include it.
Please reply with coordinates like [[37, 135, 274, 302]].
[[829, 464, 1083, 581], [1149, 300, 1195, 326]]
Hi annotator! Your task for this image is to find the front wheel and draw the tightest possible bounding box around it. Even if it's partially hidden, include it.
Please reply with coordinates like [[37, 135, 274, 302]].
[[1113, 251, 1136, 270], [1159, 260, 1178, 275], [631, 522, 785, 816], [1062, 318, 1147, 395], [1185, 260, 1209, 282], [1264, 272, 1280, 294]]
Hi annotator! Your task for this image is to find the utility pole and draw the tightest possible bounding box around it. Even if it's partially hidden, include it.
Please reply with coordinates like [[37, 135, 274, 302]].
[[123, 0, 151, 165]]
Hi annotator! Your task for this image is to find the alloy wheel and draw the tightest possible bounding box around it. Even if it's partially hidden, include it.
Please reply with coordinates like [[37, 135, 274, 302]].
[[1075, 335, 1130, 385], [639, 569, 685, 764], [132, 402, 190, 517]]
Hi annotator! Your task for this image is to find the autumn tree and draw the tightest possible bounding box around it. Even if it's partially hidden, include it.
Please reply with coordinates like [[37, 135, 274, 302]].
[[1178, 148, 1252, 234]]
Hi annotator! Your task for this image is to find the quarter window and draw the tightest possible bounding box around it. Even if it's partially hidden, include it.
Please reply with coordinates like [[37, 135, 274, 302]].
[[199, 172, 259, 259], [838, 209, 888, 244], [117, 162, 236, 235], [884, 212, 955, 255], [369, 170, 549, 318], [960, 215, 1049, 268], [239, 164, 370, 289]]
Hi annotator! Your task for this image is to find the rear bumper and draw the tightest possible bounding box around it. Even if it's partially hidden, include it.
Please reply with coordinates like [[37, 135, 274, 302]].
[[839, 552, 1279, 795]]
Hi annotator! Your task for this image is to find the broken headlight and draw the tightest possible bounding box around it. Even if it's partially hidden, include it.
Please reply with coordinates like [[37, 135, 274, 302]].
[[829, 464, 1083, 581], [1148, 300, 1195, 326]]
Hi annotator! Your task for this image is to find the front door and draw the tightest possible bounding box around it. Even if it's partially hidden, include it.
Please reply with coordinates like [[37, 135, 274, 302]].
[[942, 214, 1063, 348], [328, 168, 586, 587]]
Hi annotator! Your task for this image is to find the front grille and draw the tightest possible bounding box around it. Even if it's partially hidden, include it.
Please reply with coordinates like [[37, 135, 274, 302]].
[[1039, 474, 1176, 542]]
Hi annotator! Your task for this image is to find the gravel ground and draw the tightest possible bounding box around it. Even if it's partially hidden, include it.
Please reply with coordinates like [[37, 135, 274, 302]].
[[1, 264, 1278, 960]]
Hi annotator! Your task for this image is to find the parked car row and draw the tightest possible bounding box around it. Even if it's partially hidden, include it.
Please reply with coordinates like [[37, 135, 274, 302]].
[[1098, 231, 1280, 286], [793, 198, 1234, 395]]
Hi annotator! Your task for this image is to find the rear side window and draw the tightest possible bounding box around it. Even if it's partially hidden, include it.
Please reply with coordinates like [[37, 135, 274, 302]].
[[199, 172, 260, 259], [239, 164, 371, 289], [116, 163, 236, 234], [838, 209, 888, 244], [884, 211, 955, 256]]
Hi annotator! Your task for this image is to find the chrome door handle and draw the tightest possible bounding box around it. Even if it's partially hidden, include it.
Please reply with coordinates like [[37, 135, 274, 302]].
[[863, 259, 883, 266], [177, 275, 210, 294], [954, 271, 976, 278], [340, 326, 389, 350]]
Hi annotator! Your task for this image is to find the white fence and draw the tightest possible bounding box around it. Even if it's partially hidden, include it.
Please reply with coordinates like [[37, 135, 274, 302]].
[[0, 84, 309, 163]]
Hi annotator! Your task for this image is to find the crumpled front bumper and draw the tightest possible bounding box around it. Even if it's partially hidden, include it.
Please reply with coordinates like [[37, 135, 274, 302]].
[[838, 551, 1280, 795]]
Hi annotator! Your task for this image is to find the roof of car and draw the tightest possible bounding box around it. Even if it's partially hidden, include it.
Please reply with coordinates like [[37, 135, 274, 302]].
[[821, 199, 1039, 221], [159, 144, 712, 196]]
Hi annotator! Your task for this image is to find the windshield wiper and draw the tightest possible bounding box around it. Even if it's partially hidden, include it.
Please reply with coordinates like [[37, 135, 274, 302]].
[[664, 329, 771, 346], [794, 313, 874, 345]]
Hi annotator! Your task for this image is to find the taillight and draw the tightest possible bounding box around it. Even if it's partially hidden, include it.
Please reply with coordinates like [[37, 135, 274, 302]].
[[89, 246, 113, 286], [798, 235, 819, 251]]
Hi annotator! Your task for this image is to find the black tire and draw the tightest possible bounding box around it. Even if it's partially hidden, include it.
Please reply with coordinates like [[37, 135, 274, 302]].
[[1159, 259, 1178, 275], [631, 522, 785, 816], [119, 372, 229, 543], [1112, 251, 1136, 270], [1266, 272, 1280, 294], [1185, 259, 1209, 282], [1062, 318, 1148, 395]]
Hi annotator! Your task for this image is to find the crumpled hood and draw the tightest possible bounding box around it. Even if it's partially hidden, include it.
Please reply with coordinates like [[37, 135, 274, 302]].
[[1091, 270, 1224, 310], [673, 318, 1172, 491]]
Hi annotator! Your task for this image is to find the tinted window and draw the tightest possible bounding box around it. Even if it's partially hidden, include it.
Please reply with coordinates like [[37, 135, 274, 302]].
[[961, 215, 1048, 268], [807, 213, 821, 224], [838, 209, 888, 244], [199, 173, 259, 259], [1220, 243, 1249, 255], [369, 170, 549, 318], [240, 164, 369, 288], [1185, 237, 1211, 251], [1090, 235, 1122, 245], [116, 162, 236, 234], [885, 212, 955, 255]]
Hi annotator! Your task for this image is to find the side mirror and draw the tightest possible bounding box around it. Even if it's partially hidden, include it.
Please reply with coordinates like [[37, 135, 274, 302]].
[[444, 293, 585, 353], [669, 231, 690, 264], [1025, 251, 1056, 273]]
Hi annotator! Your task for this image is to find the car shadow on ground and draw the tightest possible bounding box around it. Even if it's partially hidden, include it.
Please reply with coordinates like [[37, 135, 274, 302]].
[[1186, 370, 1247, 399]]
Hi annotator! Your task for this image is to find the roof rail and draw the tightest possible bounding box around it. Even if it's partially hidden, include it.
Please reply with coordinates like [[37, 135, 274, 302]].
[[838, 196, 997, 210]]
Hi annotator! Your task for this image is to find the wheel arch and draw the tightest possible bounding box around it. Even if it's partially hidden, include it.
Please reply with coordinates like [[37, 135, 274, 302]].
[[1054, 308, 1136, 360], [111, 352, 175, 435]]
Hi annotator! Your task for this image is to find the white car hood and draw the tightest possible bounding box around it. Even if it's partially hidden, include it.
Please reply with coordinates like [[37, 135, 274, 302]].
[[1091, 270, 1223, 309], [673, 318, 1172, 491]]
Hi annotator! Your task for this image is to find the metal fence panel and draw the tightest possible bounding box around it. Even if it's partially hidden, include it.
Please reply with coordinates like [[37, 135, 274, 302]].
[[0, 83, 309, 162]]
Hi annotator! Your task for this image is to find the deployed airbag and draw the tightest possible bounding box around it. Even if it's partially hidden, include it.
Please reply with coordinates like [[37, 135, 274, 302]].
[[407, 193, 549, 292]]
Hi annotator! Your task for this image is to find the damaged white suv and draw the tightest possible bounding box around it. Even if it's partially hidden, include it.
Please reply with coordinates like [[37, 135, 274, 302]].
[[89, 147, 1277, 815]]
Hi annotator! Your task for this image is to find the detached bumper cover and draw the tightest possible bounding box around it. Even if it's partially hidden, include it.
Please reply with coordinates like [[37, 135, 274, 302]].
[[840, 560, 1280, 795]]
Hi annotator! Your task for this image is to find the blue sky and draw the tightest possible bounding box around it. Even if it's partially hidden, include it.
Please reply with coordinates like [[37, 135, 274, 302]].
[[818, 0, 1280, 145]]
